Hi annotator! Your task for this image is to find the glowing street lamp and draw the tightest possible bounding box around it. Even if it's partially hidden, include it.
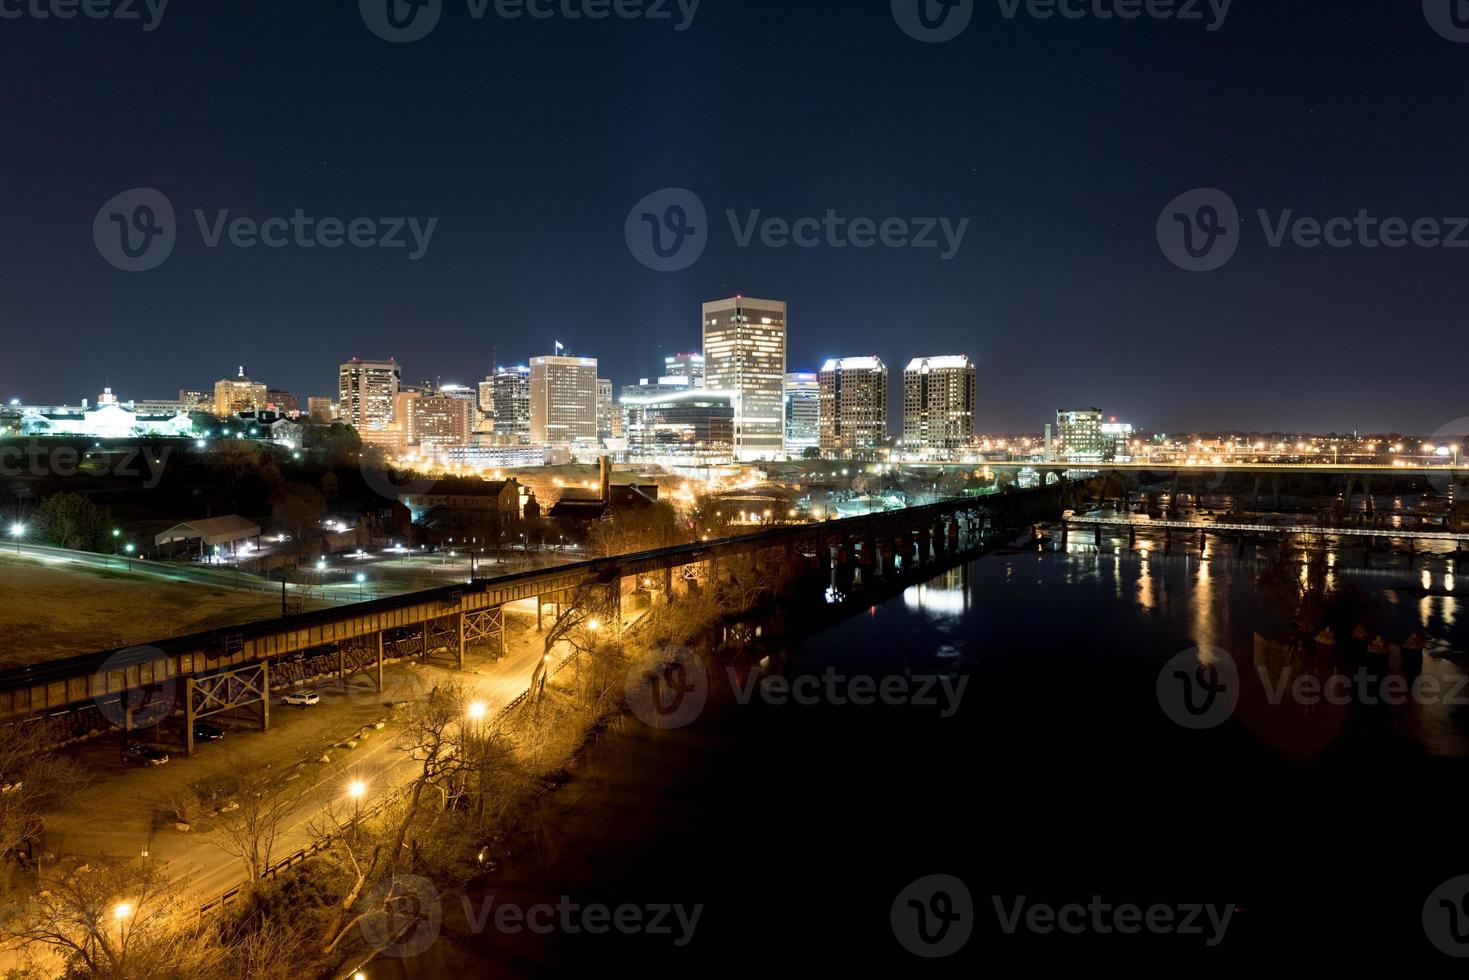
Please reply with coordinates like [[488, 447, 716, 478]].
[[9, 522, 23, 554], [113, 902, 133, 921]]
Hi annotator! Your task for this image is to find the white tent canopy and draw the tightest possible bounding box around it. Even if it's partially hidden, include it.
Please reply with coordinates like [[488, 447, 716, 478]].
[[154, 516, 261, 550]]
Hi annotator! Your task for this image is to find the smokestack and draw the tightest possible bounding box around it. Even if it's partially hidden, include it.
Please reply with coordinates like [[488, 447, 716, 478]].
[[600, 455, 611, 504]]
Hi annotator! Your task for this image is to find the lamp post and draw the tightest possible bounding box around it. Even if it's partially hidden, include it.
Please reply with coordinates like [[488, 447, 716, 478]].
[[355, 573, 366, 601], [347, 779, 367, 842], [9, 522, 23, 554]]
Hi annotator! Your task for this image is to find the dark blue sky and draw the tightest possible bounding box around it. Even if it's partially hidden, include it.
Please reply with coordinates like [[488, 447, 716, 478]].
[[2, 0, 1465, 433]]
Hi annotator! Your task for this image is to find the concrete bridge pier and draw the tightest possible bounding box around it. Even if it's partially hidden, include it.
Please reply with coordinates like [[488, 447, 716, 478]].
[[917, 526, 933, 563], [1253, 476, 1263, 511], [1060, 522, 1070, 548], [1093, 523, 1103, 548], [947, 518, 961, 553], [1407, 537, 1416, 566], [1234, 532, 1245, 558], [1164, 529, 1173, 554], [1199, 529, 1208, 553], [1128, 525, 1137, 550]]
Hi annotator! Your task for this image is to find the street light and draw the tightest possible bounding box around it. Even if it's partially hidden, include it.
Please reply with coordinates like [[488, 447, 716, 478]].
[[355, 572, 366, 600], [467, 701, 488, 722], [9, 522, 23, 554], [347, 780, 367, 842]]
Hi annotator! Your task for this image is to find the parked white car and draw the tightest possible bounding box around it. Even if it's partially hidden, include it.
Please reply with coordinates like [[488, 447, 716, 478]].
[[282, 690, 321, 707]]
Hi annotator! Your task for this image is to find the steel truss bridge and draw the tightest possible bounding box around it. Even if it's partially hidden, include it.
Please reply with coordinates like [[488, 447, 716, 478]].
[[0, 495, 1010, 748]]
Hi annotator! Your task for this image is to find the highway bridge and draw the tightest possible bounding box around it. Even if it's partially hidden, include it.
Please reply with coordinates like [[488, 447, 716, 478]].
[[1061, 514, 1469, 560], [0, 494, 1023, 750]]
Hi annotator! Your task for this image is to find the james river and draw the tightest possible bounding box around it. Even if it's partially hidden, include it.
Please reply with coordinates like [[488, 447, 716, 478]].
[[382, 527, 1469, 973]]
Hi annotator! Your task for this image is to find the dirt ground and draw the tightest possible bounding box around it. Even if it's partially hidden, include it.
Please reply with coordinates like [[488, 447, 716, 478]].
[[0, 553, 334, 668]]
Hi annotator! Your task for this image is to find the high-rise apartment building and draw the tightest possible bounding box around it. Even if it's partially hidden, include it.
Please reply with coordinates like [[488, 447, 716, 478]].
[[902, 356, 976, 457], [266, 389, 300, 415], [702, 296, 787, 461], [411, 393, 475, 450], [819, 357, 888, 457], [339, 358, 402, 431], [784, 372, 820, 455], [529, 355, 598, 446], [213, 367, 268, 418]]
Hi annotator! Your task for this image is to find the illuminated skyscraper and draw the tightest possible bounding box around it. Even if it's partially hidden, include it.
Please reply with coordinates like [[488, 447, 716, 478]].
[[702, 296, 787, 461], [784, 372, 819, 455], [214, 366, 268, 418], [902, 356, 976, 456], [338, 358, 401, 431], [487, 366, 532, 444], [819, 357, 888, 457], [529, 355, 598, 446]]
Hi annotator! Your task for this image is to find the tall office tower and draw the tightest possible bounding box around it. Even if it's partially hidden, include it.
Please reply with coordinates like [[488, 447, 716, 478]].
[[597, 378, 619, 442], [702, 296, 787, 461], [902, 356, 976, 457], [784, 372, 820, 455], [307, 397, 336, 424], [213, 366, 268, 418], [490, 365, 532, 444], [819, 357, 889, 457], [529, 355, 599, 445], [1056, 408, 1105, 461], [663, 352, 705, 388], [339, 358, 402, 431]]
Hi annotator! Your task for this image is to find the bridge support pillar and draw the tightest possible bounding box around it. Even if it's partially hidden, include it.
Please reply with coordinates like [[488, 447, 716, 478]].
[[456, 612, 465, 671], [1199, 529, 1207, 552], [1061, 523, 1069, 547], [1164, 530, 1172, 554], [1235, 533, 1245, 558], [1128, 525, 1136, 550], [1407, 537, 1416, 565], [1093, 524, 1102, 548]]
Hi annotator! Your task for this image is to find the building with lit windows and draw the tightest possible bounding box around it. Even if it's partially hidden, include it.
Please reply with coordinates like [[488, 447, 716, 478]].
[[529, 355, 599, 446], [702, 296, 787, 461], [621, 388, 736, 463], [1056, 408, 1105, 462], [819, 357, 888, 457], [339, 358, 402, 432], [902, 356, 975, 457], [784, 372, 820, 456], [486, 366, 532, 444], [214, 367, 268, 418], [664, 352, 705, 388]]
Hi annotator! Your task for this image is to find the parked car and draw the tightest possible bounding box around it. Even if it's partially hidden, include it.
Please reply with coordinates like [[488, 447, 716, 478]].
[[124, 744, 170, 767], [282, 690, 321, 708], [192, 722, 226, 742]]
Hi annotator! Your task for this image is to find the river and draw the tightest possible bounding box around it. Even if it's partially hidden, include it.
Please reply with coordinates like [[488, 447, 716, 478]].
[[372, 528, 1469, 973]]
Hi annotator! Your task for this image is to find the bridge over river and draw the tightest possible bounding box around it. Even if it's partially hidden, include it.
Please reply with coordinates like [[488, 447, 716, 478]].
[[0, 493, 1042, 751]]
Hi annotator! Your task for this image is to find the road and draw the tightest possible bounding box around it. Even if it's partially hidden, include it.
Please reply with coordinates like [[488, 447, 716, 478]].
[[21, 603, 559, 929]]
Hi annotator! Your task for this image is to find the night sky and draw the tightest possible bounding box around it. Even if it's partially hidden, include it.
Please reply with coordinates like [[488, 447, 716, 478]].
[[2, 0, 1466, 433]]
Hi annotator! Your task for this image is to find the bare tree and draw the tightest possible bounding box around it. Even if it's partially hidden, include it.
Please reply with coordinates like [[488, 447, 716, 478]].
[[4, 857, 223, 979], [209, 761, 307, 886], [0, 727, 86, 880]]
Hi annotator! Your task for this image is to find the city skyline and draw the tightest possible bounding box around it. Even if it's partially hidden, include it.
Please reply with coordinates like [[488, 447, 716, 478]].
[[6, 5, 1467, 434]]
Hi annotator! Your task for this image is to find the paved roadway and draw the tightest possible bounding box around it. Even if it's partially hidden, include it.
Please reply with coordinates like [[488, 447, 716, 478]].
[[21, 603, 562, 929]]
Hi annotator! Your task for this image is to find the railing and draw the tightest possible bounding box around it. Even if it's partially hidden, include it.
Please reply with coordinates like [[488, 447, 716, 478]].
[[1065, 516, 1469, 542]]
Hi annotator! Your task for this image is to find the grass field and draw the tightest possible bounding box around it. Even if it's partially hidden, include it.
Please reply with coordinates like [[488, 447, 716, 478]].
[[0, 554, 332, 668]]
